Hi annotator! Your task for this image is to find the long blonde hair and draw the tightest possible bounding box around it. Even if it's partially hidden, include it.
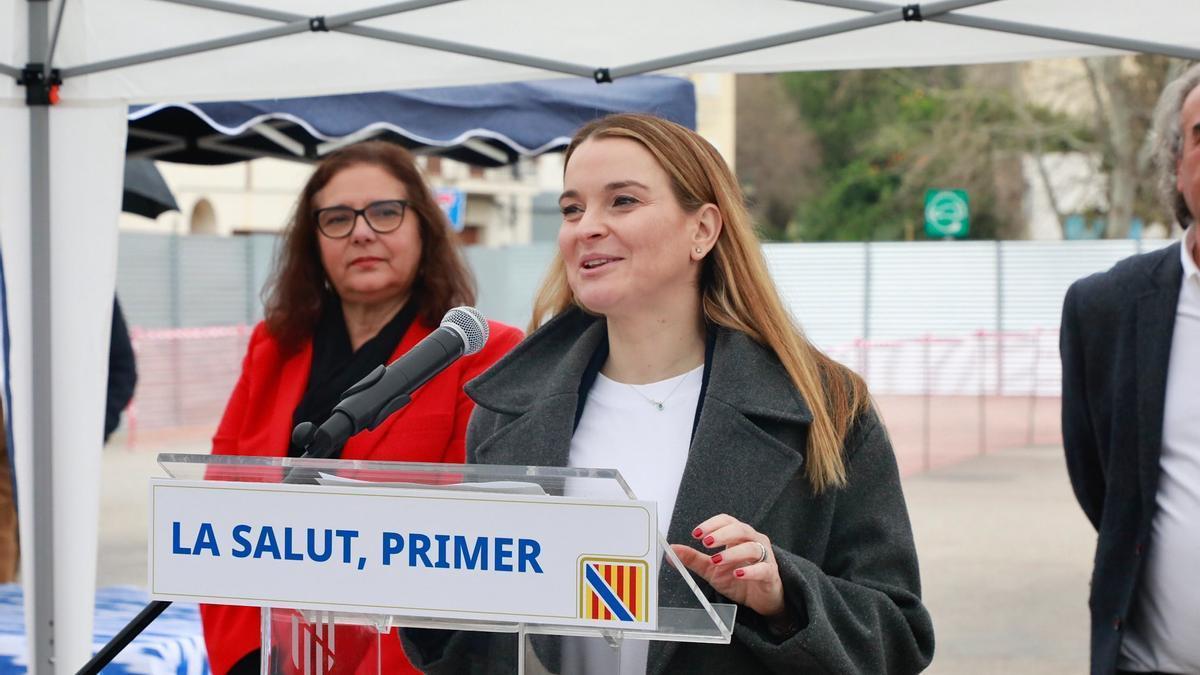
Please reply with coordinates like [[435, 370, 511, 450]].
[[531, 113, 869, 492]]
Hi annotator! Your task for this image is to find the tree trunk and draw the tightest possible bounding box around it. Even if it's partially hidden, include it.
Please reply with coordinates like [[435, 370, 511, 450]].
[[1084, 57, 1137, 239]]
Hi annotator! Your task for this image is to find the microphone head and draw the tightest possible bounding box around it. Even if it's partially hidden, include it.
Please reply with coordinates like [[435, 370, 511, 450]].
[[440, 306, 489, 355]]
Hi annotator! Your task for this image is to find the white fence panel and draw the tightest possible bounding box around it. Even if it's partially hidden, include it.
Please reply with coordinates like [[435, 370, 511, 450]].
[[765, 242, 866, 371], [116, 234, 1183, 430]]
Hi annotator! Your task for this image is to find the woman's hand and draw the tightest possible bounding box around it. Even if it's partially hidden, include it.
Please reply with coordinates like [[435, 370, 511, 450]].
[[670, 513, 787, 621]]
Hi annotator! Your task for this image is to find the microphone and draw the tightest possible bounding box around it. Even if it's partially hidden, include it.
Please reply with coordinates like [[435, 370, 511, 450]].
[[80, 308, 489, 675], [291, 306, 489, 459]]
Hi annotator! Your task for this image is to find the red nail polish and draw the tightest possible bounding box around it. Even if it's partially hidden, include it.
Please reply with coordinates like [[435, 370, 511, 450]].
[[711, 553, 723, 565], [735, 568, 745, 578], [702, 535, 715, 546], [692, 527, 703, 539]]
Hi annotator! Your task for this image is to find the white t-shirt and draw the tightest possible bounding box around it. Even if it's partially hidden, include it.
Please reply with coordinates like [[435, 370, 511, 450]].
[[561, 364, 704, 675]]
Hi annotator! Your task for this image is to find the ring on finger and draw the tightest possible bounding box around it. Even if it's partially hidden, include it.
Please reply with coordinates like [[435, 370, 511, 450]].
[[754, 541, 768, 564]]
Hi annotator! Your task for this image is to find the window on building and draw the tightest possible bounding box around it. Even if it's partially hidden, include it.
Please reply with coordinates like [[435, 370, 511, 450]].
[[457, 225, 482, 246], [190, 198, 217, 235]]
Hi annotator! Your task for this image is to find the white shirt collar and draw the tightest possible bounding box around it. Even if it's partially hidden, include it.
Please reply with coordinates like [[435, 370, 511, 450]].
[[1182, 227, 1200, 282]]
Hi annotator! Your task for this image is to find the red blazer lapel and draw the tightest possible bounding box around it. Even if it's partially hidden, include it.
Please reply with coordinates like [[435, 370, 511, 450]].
[[237, 336, 311, 457]]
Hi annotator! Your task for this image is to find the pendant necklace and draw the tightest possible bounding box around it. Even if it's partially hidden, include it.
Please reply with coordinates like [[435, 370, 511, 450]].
[[626, 368, 696, 411]]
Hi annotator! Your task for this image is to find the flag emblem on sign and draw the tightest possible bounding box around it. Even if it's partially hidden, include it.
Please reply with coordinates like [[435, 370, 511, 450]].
[[578, 557, 648, 622]]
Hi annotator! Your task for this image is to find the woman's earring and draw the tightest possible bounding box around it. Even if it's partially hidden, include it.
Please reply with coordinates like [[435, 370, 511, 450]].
[[694, 247, 704, 258]]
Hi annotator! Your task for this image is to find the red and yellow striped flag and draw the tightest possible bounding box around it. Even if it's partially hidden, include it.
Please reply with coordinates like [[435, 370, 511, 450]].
[[579, 557, 647, 622]]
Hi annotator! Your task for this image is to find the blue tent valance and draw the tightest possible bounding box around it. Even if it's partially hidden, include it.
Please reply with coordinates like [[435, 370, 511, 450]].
[[128, 76, 696, 167]]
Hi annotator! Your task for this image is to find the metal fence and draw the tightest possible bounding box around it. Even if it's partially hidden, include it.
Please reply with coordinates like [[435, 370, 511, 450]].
[[822, 329, 1062, 475], [116, 234, 1175, 472], [125, 327, 1064, 475]]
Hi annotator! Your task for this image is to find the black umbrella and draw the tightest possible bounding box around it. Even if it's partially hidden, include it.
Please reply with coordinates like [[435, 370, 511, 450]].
[[122, 158, 179, 219]]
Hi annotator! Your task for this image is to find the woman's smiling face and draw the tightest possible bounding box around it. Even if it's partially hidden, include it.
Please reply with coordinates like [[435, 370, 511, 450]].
[[557, 137, 703, 318]]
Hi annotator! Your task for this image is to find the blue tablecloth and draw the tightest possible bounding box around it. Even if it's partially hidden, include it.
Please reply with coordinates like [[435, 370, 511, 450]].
[[0, 585, 209, 674]]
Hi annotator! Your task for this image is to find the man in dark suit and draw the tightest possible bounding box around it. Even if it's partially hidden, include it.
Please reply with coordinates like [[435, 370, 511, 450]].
[[1061, 63, 1200, 675]]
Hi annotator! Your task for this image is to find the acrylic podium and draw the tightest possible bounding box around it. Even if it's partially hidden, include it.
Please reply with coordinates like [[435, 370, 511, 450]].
[[150, 454, 735, 674]]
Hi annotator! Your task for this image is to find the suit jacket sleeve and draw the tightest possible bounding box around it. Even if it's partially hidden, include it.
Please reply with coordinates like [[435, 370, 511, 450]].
[[735, 409, 934, 674], [1060, 281, 1105, 530]]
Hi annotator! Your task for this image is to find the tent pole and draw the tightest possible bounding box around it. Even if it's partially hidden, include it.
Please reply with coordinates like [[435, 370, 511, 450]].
[[336, 25, 597, 78], [0, 63, 21, 78], [44, 0, 67, 73], [610, 0, 999, 78], [248, 123, 307, 158], [60, 0, 463, 79], [196, 138, 317, 163], [125, 144, 189, 159], [61, 19, 323, 78], [927, 13, 1200, 61], [800, 0, 1200, 61], [26, 0, 57, 671], [156, 0, 598, 79], [157, 0, 455, 24]]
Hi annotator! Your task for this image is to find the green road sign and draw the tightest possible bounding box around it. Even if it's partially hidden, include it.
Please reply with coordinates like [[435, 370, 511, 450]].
[[924, 189, 969, 239]]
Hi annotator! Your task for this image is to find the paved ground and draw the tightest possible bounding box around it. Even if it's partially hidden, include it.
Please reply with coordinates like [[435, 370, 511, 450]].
[[98, 429, 212, 588], [906, 444, 1095, 674], [96, 433, 1096, 673]]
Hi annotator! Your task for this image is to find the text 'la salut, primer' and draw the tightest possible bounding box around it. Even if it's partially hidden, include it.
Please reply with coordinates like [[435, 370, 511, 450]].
[[171, 522, 544, 573]]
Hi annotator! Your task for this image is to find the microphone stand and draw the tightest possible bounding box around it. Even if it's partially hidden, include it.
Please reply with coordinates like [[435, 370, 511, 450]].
[[78, 600, 171, 675], [78, 415, 373, 675], [82, 308, 484, 672]]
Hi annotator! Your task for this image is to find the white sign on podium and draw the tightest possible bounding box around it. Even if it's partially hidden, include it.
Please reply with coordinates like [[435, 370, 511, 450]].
[[150, 454, 735, 675], [150, 479, 659, 630]]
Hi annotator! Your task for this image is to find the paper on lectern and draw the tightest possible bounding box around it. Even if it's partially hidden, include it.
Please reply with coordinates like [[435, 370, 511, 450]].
[[314, 473, 547, 496]]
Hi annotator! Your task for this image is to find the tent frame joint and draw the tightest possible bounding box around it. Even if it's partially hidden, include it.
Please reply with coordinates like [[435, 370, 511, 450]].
[[593, 67, 613, 84], [309, 15, 329, 32], [17, 63, 60, 106], [902, 4, 923, 21]]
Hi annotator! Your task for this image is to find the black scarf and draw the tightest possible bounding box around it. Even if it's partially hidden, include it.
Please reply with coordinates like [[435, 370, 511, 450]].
[[287, 295, 419, 457]]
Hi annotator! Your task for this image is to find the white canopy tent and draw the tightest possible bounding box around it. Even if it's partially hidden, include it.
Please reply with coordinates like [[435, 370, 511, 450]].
[[1, 0, 1198, 670]]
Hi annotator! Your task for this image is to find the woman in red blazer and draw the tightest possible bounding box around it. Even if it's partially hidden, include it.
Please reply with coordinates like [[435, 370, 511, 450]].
[[200, 141, 522, 675]]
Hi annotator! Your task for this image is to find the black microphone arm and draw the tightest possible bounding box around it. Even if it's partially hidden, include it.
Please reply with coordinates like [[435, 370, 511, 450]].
[[292, 306, 490, 459], [80, 307, 489, 675]]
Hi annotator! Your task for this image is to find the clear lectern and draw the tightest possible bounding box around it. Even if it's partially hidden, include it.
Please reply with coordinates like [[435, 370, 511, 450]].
[[152, 454, 735, 674]]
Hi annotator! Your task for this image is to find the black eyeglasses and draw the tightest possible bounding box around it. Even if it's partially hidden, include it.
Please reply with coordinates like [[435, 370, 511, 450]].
[[313, 200, 409, 239]]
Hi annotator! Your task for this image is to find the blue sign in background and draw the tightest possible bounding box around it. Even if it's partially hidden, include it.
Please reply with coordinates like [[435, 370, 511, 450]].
[[436, 188, 465, 232]]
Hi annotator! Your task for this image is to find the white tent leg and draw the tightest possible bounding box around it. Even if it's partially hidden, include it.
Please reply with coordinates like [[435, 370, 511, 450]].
[[7, 77, 127, 675], [46, 103, 126, 673]]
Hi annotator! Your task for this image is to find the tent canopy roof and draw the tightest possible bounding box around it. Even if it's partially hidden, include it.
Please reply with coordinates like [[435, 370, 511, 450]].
[[3, 1, 1199, 673], [4, 0, 1199, 105]]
